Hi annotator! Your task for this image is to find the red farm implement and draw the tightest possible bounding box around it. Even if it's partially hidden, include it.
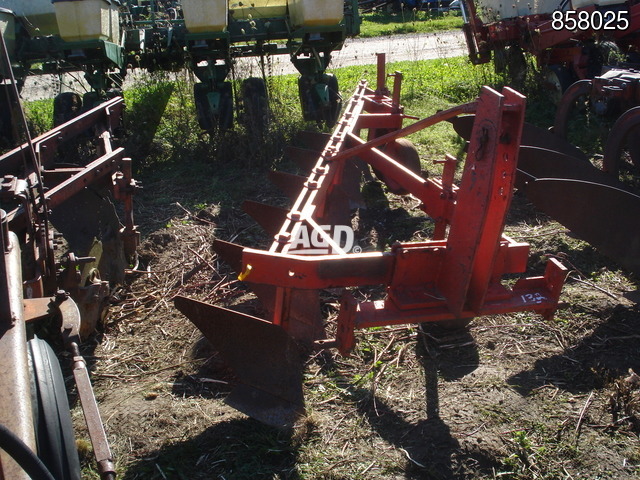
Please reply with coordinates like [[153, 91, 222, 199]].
[[462, 0, 640, 97], [534, 66, 640, 272], [175, 55, 569, 428]]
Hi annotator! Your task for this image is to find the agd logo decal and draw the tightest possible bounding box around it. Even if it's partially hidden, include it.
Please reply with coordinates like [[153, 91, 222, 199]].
[[289, 225, 362, 254]]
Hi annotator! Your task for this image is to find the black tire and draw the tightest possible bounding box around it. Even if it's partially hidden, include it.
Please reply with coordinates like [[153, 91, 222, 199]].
[[322, 73, 342, 128], [54, 93, 88, 165], [28, 337, 81, 480], [81, 92, 101, 113], [241, 77, 269, 133], [587, 40, 622, 78], [506, 45, 527, 89], [194, 82, 214, 131], [603, 106, 640, 189], [298, 74, 342, 127], [53, 92, 82, 127], [218, 81, 234, 131], [194, 82, 234, 131], [493, 47, 508, 75]]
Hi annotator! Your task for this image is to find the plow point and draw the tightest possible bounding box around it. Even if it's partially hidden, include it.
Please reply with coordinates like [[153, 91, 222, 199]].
[[174, 296, 305, 428]]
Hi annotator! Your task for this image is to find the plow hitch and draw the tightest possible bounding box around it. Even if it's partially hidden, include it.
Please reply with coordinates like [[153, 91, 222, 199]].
[[176, 56, 568, 427]]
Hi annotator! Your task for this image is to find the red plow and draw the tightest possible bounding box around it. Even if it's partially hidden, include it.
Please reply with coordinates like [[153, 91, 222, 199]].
[[175, 56, 569, 427]]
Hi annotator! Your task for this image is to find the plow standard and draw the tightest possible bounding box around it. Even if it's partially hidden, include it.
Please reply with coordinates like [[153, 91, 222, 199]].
[[176, 56, 570, 427]]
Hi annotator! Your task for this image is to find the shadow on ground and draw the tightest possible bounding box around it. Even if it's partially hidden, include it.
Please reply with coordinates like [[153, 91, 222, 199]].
[[352, 326, 495, 479], [120, 416, 306, 480], [508, 303, 640, 394]]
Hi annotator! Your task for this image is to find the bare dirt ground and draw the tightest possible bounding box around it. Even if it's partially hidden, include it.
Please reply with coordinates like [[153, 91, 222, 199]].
[[71, 118, 640, 479]]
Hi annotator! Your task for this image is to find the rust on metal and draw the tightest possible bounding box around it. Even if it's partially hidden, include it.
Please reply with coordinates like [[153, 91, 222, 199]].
[[174, 296, 305, 427], [57, 295, 116, 480], [0, 26, 134, 478], [0, 218, 36, 480]]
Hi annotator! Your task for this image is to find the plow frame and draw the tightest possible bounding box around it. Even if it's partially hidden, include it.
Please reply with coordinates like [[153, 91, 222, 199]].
[[175, 55, 569, 426], [235, 58, 567, 354], [1, 96, 139, 300]]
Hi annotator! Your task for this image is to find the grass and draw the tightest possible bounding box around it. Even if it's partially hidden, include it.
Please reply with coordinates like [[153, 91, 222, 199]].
[[25, 98, 54, 136], [77, 55, 499, 180], [359, 8, 463, 38]]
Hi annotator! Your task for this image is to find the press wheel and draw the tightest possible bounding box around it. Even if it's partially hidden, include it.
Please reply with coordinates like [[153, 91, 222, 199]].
[[28, 337, 81, 480]]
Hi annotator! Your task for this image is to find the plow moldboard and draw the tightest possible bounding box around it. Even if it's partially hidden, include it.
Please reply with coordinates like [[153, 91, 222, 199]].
[[174, 296, 305, 427], [526, 179, 640, 274]]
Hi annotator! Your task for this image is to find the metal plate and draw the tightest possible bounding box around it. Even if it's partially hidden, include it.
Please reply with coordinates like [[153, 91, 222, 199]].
[[174, 296, 305, 427], [516, 146, 623, 191], [242, 201, 289, 237], [526, 179, 640, 273]]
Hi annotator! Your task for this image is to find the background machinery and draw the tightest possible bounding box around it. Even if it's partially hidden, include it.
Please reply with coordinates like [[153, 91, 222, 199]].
[[0, 0, 359, 141], [461, 0, 640, 98], [0, 21, 138, 476]]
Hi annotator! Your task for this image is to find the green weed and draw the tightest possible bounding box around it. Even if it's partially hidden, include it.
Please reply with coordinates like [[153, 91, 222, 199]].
[[25, 98, 54, 136], [359, 9, 463, 38]]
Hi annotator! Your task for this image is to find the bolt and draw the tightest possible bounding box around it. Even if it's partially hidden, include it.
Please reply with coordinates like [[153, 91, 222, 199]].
[[55, 290, 69, 302]]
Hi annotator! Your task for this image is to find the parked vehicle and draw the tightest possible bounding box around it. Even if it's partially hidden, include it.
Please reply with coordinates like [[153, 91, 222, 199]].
[[461, 0, 640, 98]]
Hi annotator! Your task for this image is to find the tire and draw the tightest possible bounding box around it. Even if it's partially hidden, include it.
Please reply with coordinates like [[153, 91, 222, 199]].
[[587, 41, 622, 78], [603, 106, 640, 188], [322, 74, 342, 128], [28, 337, 81, 480], [53, 92, 82, 127], [194, 82, 215, 131], [194, 82, 234, 131], [55, 92, 87, 165], [81, 92, 101, 113], [506, 45, 527, 89], [298, 74, 342, 127], [217, 82, 234, 131], [241, 77, 269, 133], [493, 47, 508, 75]]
